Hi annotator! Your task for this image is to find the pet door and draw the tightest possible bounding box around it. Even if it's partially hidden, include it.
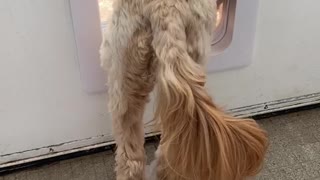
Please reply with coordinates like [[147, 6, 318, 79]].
[[70, 0, 259, 93], [207, 0, 259, 72]]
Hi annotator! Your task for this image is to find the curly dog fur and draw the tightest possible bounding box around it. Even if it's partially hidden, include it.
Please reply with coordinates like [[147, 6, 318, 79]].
[[100, 0, 268, 179]]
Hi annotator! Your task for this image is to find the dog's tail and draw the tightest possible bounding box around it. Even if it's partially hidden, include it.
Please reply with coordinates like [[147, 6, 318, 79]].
[[149, 4, 268, 180]]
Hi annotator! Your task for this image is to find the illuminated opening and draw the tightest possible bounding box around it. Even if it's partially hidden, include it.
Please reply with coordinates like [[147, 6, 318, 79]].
[[97, 0, 231, 45], [98, 0, 113, 31], [213, 0, 229, 45]]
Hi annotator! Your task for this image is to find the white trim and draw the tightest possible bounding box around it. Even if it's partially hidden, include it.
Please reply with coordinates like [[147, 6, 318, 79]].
[[229, 92, 320, 118]]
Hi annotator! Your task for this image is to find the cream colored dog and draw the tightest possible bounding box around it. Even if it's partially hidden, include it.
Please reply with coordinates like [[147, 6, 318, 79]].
[[100, 0, 268, 179]]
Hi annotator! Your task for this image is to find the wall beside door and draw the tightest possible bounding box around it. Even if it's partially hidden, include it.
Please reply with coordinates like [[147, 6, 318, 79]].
[[1, 0, 320, 166]]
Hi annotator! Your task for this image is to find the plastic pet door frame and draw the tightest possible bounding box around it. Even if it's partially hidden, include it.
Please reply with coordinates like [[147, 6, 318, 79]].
[[208, 0, 259, 72], [70, 0, 107, 93], [70, 0, 259, 93]]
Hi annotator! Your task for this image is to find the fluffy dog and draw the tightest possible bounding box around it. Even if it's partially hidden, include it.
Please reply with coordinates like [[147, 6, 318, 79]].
[[100, 0, 268, 179]]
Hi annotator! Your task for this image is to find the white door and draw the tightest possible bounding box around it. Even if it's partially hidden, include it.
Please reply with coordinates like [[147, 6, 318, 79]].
[[1, 0, 320, 168]]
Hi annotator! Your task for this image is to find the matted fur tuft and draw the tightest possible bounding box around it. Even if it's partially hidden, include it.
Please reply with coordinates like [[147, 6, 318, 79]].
[[100, 0, 268, 179]]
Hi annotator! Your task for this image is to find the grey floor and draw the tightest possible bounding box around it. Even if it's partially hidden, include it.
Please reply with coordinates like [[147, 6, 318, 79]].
[[1, 108, 320, 180]]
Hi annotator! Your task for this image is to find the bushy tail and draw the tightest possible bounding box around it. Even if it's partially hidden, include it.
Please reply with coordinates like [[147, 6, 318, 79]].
[[148, 2, 268, 180]]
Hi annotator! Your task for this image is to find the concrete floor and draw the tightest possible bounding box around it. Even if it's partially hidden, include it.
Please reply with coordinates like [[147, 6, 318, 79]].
[[1, 108, 320, 180]]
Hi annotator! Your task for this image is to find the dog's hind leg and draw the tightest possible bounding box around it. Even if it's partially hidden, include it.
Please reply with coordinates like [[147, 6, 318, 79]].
[[101, 24, 156, 179]]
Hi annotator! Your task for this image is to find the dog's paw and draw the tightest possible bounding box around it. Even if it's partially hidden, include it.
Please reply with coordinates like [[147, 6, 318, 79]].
[[116, 159, 145, 180], [126, 159, 145, 178]]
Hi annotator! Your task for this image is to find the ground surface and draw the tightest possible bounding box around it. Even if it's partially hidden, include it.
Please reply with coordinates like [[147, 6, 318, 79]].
[[1, 108, 320, 180]]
